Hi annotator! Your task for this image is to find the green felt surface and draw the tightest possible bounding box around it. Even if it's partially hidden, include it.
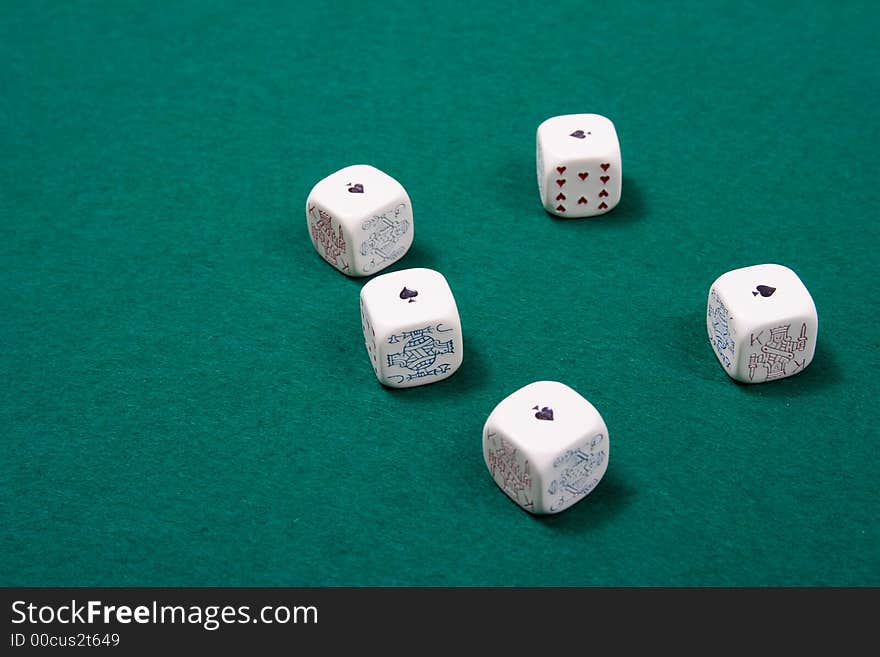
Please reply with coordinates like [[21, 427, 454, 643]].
[[1, 0, 878, 586]]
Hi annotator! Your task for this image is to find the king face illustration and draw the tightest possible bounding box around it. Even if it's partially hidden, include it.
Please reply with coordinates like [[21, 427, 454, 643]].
[[308, 205, 347, 269]]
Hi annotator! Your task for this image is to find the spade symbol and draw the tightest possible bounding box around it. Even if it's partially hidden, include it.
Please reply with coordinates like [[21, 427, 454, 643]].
[[752, 285, 776, 298], [399, 287, 418, 303], [347, 183, 364, 193], [534, 406, 554, 421], [569, 130, 586, 139]]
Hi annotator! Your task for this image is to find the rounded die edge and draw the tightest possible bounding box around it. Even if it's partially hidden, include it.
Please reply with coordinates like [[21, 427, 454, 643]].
[[307, 164, 411, 226], [710, 263, 814, 297], [359, 267, 458, 308], [310, 163, 397, 188], [537, 112, 617, 133], [536, 114, 621, 162], [352, 209, 415, 277]]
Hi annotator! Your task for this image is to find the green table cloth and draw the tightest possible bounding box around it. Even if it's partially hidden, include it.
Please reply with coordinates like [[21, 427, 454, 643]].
[[2, 0, 877, 585]]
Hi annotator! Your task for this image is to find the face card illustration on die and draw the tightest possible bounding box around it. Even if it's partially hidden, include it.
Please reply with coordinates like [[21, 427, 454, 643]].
[[748, 323, 810, 381], [484, 432, 535, 512], [307, 204, 349, 273], [359, 204, 411, 275], [745, 277, 801, 380], [386, 324, 455, 385], [547, 433, 607, 513]]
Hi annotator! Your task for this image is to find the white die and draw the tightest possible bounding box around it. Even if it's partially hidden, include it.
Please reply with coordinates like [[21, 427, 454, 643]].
[[707, 263, 818, 383], [482, 381, 609, 514], [306, 164, 414, 277], [359, 268, 463, 388], [536, 114, 622, 218]]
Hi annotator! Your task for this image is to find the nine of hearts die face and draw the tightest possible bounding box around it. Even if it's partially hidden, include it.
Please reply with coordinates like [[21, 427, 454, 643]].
[[536, 113, 622, 219], [304, 115, 819, 516]]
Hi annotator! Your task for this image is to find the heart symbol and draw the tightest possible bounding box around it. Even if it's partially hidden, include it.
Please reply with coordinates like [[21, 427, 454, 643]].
[[348, 183, 364, 193], [570, 130, 586, 139], [752, 285, 776, 298], [556, 204, 566, 212], [598, 202, 608, 209], [556, 166, 566, 174], [598, 189, 609, 198], [600, 163, 610, 171], [578, 197, 587, 204], [556, 193, 566, 201], [556, 179, 566, 187], [399, 287, 418, 302], [578, 172, 589, 180], [600, 175, 610, 184], [534, 406, 554, 421]]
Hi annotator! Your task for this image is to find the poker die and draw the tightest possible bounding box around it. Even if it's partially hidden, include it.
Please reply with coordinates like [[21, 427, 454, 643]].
[[483, 381, 609, 514], [359, 268, 463, 388], [707, 263, 818, 383], [536, 113, 622, 218], [306, 164, 413, 276]]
